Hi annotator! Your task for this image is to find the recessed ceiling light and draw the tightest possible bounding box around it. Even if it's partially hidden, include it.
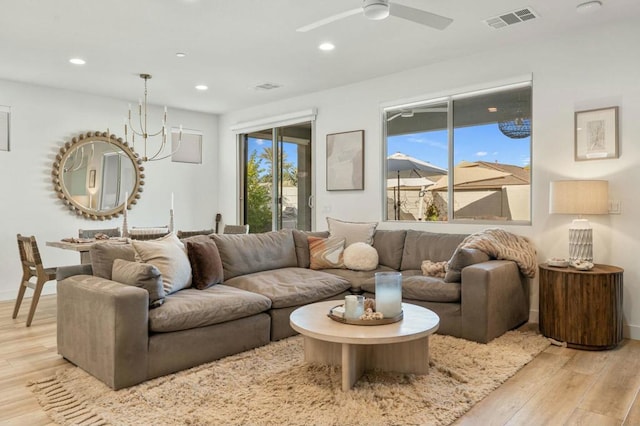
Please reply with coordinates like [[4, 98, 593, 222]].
[[576, 1, 602, 14], [176, 52, 187, 58], [69, 58, 86, 65], [195, 85, 208, 91], [318, 42, 335, 51]]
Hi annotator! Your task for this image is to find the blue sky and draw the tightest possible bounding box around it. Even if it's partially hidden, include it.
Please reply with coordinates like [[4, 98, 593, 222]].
[[388, 123, 531, 170]]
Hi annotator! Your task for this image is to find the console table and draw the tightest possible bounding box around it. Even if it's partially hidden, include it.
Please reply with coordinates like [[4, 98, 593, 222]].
[[539, 263, 623, 350]]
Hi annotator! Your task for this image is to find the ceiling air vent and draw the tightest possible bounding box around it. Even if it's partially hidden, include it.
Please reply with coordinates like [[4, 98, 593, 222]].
[[253, 82, 282, 91], [484, 7, 538, 30]]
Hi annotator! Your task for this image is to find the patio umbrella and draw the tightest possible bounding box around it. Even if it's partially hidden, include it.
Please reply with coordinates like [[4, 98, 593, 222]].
[[387, 153, 447, 220]]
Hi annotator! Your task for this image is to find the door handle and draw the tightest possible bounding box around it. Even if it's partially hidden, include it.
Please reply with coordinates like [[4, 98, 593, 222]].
[[308, 195, 314, 209]]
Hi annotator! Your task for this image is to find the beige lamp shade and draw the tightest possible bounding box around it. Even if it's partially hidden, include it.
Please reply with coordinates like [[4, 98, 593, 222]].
[[549, 180, 609, 215]]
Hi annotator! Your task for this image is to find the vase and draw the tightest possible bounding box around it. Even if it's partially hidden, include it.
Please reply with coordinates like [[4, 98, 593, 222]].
[[375, 271, 402, 318]]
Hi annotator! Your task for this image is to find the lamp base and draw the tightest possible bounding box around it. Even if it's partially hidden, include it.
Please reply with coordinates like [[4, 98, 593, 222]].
[[569, 219, 593, 262]]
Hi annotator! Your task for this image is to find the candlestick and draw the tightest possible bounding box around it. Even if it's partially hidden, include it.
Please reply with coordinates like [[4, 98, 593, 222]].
[[171, 192, 174, 210]]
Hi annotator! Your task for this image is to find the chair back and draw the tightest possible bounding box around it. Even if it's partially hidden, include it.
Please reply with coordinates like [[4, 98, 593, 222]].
[[78, 227, 121, 238], [17, 234, 44, 271], [128, 227, 171, 240], [177, 229, 214, 239], [223, 224, 250, 234]]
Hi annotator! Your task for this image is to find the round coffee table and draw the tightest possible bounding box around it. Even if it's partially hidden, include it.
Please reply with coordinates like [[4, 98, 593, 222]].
[[290, 300, 440, 391]]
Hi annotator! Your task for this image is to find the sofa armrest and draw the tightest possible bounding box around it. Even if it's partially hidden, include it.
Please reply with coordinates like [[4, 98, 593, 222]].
[[56, 264, 93, 280], [57, 275, 149, 389], [460, 260, 529, 343]]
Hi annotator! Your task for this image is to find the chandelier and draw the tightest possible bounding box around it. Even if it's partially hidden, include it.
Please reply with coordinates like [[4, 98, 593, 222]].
[[125, 74, 182, 161]]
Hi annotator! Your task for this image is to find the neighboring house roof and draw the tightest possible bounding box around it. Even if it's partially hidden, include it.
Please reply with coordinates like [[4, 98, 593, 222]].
[[430, 161, 530, 191]]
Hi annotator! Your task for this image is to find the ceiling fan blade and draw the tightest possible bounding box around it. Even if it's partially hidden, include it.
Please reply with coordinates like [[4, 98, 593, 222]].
[[296, 7, 363, 32], [389, 3, 453, 30]]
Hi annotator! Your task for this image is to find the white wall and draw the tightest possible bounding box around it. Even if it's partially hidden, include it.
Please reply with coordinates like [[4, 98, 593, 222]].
[[219, 21, 640, 339], [0, 79, 218, 301]]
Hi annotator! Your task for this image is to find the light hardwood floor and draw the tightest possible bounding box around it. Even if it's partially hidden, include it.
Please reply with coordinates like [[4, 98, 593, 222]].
[[2, 295, 640, 425]]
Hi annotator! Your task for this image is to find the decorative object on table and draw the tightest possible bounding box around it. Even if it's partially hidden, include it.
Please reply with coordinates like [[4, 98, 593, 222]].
[[326, 130, 364, 191], [374, 271, 402, 318], [570, 260, 594, 270], [122, 191, 129, 238], [51, 131, 144, 220], [575, 106, 619, 161], [168, 192, 175, 233], [549, 180, 609, 262], [328, 304, 402, 325], [547, 257, 569, 268], [215, 213, 222, 234], [124, 73, 183, 162], [344, 294, 365, 320]]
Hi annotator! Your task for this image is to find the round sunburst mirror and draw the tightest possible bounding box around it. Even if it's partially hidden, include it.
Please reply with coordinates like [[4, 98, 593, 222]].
[[52, 131, 145, 220]]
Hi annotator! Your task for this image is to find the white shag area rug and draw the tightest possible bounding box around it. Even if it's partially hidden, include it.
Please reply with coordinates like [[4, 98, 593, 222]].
[[31, 331, 549, 426]]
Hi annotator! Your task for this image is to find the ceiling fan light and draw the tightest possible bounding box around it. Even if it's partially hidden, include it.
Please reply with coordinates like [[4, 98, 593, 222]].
[[363, 1, 390, 20]]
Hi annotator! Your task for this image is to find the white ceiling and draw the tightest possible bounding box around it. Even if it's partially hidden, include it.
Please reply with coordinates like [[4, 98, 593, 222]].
[[1, 0, 638, 115]]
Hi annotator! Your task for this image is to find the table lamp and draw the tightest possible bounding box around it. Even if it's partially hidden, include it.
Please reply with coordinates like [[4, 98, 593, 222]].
[[549, 180, 608, 262]]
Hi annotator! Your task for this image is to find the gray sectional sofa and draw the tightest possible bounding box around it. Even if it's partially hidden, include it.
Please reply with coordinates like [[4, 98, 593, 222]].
[[56, 228, 529, 389]]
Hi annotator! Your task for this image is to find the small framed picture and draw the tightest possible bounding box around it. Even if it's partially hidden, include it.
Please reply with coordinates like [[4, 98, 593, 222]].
[[326, 130, 364, 191], [88, 169, 96, 188], [575, 106, 619, 161]]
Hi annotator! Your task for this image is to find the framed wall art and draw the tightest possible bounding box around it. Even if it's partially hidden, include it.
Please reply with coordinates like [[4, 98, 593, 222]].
[[326, 130, 364, 191], [575, 106, 619, 161]]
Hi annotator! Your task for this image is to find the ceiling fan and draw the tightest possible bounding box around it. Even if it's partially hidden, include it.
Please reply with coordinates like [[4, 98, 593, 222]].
[[387, 107, 448, 121], [296, 0, 453, 33]]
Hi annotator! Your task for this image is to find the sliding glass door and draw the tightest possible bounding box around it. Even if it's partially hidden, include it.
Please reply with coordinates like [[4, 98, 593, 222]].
[[239, 122, 312, 233]]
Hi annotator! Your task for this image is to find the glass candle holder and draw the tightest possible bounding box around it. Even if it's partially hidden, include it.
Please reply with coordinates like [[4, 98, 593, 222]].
[[344, 295, 365, 320], [375, 271, 402, 318]]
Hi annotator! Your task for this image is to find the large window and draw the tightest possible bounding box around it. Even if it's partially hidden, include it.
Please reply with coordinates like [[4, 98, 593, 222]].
[[384, 82, 532, 223]]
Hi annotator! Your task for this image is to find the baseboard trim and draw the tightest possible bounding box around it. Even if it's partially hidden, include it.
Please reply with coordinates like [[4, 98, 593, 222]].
[[0, 287, 56, 302]]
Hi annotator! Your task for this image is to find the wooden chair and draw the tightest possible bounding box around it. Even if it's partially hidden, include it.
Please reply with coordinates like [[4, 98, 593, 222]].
[[13, 234, 58, 327], [223, 224, 250, 234]]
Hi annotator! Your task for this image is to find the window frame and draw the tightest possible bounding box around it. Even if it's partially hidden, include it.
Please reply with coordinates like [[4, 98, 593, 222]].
[[382, 80, 533, 225]]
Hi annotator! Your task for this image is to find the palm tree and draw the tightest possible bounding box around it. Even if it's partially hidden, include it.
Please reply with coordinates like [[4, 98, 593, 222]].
[[257, 146, 297, 185]]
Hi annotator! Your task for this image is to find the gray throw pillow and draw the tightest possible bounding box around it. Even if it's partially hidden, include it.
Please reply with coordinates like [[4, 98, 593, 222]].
[[444, 248, 491, 283], [112, 259, 165, 309], [90, 243, 136, 280]]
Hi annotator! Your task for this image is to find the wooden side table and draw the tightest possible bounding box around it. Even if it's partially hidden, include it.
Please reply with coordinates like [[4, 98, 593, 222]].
[[539, 263, 623, 350]]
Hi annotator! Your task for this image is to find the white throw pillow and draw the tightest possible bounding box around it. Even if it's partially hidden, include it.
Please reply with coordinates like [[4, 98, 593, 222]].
[[327, 217, 378, 247], [343, 242, 379, 271], [131, 233, 192, 294]]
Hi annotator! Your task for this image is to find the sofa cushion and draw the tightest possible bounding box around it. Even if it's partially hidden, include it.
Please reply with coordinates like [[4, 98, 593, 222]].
[[185, 238, 224, 290], [131, 233, 192, 295], [343, 242, 378, 271], [308, 236, 345, 270], [212, 230, 298, 280], [400, 230, 467, 271], [224, 267, 350, 309], [112, 259, 165, 308], [148, 285, 271, 333], [327, 217, 378, 247], [372, 230, 407, 270], [90, 243, 136, 280], [361, 271, 460, 303], [292, 230, 329, 268], [444, 248, 491, 283]]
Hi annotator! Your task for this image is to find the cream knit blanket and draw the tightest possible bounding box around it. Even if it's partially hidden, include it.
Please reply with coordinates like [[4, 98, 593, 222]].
[[458, 229, 537, 278]]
